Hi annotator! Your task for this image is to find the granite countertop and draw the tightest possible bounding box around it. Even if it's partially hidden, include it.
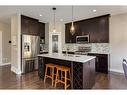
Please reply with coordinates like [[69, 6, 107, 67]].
[[62, 50, 110, 55], [38, 53, 96, 63], [88, 51, 110, 55]]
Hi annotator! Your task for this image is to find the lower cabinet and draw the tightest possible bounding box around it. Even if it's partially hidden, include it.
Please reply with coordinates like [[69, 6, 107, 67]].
[[23, 59, 35, 73], [88, 53, 108, 74]]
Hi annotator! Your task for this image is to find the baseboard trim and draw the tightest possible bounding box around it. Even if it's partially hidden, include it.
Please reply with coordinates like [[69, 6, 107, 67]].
[[0, 62, 11, 66], [109, 69, 124, 74], [11, 66, 22, 75]]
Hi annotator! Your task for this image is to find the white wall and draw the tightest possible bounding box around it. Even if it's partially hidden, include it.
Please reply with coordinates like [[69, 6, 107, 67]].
[[44, 23, 49, 51], [0, 22, 11, 64], [110, 13, 127, 73], [0, 32, 2, 64], [11, 14, 21, 74]]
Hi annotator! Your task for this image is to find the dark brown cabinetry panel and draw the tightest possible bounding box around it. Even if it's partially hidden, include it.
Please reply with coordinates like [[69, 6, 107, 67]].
[[65, 14, 109, 43], [65, 23, 79, 43], [87, 53, 108, 74], [21, 15, 39, 36], [38, 22, 45, 37]]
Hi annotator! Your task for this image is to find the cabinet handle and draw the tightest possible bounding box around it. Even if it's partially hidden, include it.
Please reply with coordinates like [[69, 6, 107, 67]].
[[96, 57, 98, 62], [82, 32, 84, 35]]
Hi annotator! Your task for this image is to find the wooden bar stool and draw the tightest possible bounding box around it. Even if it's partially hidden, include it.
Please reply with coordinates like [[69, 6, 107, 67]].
[[55, 65, 71, 90], [44, 63, 56, 86]]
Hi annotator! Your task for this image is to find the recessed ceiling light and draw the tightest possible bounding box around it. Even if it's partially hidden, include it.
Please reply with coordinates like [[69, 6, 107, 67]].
[[93, 9, 97, 12], [39, 14, 42, 16], [60, 19, 63, 21]]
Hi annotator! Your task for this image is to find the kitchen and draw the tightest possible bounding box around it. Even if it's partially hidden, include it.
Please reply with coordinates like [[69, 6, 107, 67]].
[[0, 6, 127, 90]]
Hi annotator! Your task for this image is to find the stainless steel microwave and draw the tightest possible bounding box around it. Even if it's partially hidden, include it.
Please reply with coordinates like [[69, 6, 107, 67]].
[[76, 35, 89, 43]]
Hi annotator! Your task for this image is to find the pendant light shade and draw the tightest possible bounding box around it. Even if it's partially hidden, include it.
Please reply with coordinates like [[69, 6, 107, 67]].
[[52, 7, 56, 32], [70, 6, 75, 35]]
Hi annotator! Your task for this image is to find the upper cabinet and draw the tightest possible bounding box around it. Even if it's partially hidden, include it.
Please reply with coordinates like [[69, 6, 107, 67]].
[[21, 15, 39, 36], [65, 22, 79, 43], [21, 15, 45, 37], [38, 22, 45, 37], [65, 14, 109, 43]]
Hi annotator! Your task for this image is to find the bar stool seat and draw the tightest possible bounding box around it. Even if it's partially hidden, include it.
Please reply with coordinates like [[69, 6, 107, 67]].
[[55, 65, 71, 90], [44, 63, 56, 86]]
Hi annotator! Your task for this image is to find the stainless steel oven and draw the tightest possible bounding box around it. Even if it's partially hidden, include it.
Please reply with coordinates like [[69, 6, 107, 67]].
[[76, 35, 89, 43]]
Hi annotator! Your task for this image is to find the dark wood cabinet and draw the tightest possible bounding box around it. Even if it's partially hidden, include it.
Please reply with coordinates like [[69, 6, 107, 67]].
[[21, 15, 45, 37], [38, 22, 45, 37], [65, 22, 79, 43], [21, 15, 39, 36], [65, 14, 109, 43], [87, 53, 108, 74]]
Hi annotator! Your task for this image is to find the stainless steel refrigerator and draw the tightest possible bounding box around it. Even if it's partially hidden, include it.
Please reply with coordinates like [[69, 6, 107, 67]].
[[21, 35, 39, 73]]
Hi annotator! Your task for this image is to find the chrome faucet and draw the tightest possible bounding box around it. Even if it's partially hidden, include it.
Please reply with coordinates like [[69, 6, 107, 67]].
[[66, 47, 69, 55]]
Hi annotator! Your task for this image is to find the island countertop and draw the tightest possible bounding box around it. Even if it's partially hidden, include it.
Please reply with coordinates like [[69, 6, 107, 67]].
[[38, 53, 96, 63]]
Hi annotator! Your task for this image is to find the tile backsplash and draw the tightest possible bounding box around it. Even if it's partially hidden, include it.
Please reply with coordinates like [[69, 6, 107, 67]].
[[62, 43, 109, 54]]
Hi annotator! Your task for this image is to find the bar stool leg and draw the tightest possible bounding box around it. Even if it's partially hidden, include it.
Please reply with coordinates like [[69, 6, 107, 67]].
[[55, 69, 58, 88], [65, 71, 67, 90], [52, 67, 54, 86], [69, 69, 71, 82], [44, 66, 48, 83]]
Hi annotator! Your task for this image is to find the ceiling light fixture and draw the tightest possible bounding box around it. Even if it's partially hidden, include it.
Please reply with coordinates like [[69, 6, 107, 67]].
[[93, 9, 97, 12], [70, 6, 75, 35], [52, 7, 56, 32], [39, 14, 42, 16], [60, 19, 63, 21]]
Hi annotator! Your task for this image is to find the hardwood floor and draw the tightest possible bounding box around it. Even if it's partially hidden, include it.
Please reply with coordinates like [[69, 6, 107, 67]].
[[0, 65, 127, 89]]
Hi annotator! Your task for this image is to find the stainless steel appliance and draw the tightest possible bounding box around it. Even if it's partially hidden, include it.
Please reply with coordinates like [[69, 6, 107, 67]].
[[21, 35, 39, 73], [76, 35, 89, 43], [75, 46, 91, 55]]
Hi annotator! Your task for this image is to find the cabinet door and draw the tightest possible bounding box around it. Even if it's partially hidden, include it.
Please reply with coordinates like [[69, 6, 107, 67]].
[[21, 16, 30, 34], [89, 18, 99, 43], [39, 22, 45, 37], [21, 15, 39, 36], [79, 21, 88, 36], [98, 17, 109, 43], [98, 55, 108, 73], [65, 23, 71, 43], [87, 53, 108, 74], [29, 19, 39, 36], [65, 23, 79, 43]]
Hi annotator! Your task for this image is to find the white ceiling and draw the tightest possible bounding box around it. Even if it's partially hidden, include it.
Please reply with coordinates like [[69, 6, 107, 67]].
[[1, 6, 127, 24]]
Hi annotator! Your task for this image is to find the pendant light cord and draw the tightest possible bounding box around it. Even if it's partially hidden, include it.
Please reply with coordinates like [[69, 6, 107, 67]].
[[52, 7, 56, 31], [53, 9, 55, 30], [70, 6, 75, 35], [72, 6, 73, 23]]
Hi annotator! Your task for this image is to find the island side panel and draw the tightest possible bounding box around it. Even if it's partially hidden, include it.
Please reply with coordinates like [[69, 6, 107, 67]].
[[38, 56, 45, 79], [83, 58, 95, 89], [89, 58, 96, 88], [72, 62, 83, 89]]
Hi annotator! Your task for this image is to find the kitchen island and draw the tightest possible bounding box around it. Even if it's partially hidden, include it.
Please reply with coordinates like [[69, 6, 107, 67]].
[[38, 53, 96, 89]]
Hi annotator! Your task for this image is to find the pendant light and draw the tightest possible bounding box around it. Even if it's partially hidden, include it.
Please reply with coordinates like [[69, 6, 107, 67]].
[[70, 6, 75, 35], [52, 7, 56, 32]]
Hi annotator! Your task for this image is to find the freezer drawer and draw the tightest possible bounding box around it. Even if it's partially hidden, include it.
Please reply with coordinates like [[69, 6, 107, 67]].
[[22, 58, 35, 73]]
